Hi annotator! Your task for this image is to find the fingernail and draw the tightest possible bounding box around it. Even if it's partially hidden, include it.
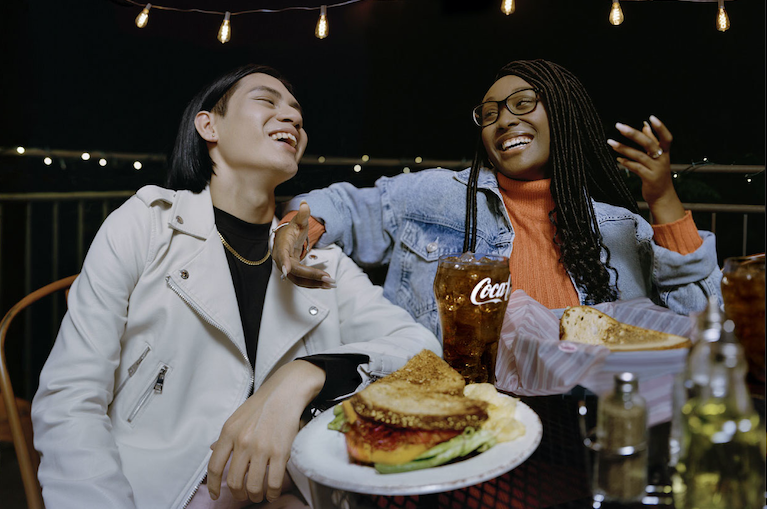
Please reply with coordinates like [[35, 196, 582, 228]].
[[643, 121, 650, 130], [615, 122, 627, 130], [210, 494, 218, 501], [282, 265, 288, 277], [606, 139, 618, 147], [321, 276, 336, 284], [649, 115, 659, 123]]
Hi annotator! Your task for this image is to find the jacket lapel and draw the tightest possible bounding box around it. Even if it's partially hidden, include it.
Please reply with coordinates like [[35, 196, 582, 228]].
[[165, 188, 249, 363], [255, 246, 328, 388]]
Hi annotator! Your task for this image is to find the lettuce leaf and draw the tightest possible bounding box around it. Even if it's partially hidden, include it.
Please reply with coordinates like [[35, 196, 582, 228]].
[[373, 427, 497, 474], [327, 403, 348, 432]]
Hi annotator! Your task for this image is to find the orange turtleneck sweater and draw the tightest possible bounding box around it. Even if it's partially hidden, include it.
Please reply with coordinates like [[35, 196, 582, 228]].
[[285, 175, 703, 309], [495, 172, 702, 308], [495, 174, 579, 308]]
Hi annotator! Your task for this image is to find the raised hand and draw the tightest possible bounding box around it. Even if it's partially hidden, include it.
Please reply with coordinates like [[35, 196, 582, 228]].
[[607, 115, 685, 224]]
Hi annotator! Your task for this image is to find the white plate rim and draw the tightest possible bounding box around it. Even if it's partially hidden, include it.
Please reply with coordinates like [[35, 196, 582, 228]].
[[289, 396, 543, 496]]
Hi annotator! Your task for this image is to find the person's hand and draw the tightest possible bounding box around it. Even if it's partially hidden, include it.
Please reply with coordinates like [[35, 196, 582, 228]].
[[273, 201, 336, 289], [607, 115, 685, 224], [206, 360, 326, 503]]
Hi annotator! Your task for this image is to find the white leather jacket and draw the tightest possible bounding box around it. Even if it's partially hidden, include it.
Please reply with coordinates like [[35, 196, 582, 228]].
[[32, 185, 441, 509]]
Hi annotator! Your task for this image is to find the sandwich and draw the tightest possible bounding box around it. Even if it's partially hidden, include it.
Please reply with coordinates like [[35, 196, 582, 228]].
[[328, 349, 522, 473], [559, 305, 692, 351]]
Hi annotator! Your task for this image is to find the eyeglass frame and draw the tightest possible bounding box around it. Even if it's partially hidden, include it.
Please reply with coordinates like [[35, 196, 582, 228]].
[[472, 87, 541, 128]]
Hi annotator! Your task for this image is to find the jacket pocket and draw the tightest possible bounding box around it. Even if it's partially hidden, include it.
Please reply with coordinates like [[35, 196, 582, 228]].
[[399, 217, 466, 262], [114, 344, 152, 398], [396, 218, 465, 325], [127, 362, 170, 425]]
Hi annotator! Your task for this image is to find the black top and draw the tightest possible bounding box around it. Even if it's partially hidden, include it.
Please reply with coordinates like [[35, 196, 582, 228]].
[[214, 207, 271, 369], [214, 207, 367, 409]]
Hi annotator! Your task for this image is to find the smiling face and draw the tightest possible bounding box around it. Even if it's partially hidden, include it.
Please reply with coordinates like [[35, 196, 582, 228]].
[[480, 75, 551, 181], [204, 73, 308, 184]]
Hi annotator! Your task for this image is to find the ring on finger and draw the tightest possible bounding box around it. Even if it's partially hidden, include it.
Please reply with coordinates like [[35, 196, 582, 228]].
[[648, 148, 663, 159]]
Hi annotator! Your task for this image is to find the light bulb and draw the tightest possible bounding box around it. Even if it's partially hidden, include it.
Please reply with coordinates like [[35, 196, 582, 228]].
[[81, 152, 91, 160], [99, 158, 107, 167], [134, 161, 143, 170], [501, 0, 515, 16], [315, 5, 329, 39], [415, 156, 423, 163], [218, 12, 231, 44], [609, 1, 624, 26], [353, 164, 361, 172], [716, 1, 730, 32], [16, 146, 25, 154], [318, 156, 326, 163], [44, 157, 53, 165], [361, 154, 369, 162], [135, 4, 151, 28]]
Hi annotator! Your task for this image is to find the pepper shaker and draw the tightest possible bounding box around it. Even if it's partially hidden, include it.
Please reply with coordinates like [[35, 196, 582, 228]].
[[592, 372, 648, 504]]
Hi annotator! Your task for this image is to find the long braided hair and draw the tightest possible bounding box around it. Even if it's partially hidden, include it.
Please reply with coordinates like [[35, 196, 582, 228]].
[[464, 59, 639, 304]]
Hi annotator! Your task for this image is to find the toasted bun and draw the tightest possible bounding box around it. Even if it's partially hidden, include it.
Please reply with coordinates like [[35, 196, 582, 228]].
[[349, 382, 488, 431], [559, 306, 692, 351], [377, 349, 465, 396]]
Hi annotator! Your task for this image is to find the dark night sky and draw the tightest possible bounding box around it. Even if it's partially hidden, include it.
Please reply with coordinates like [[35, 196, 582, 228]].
[[1, 0, 765, 192]]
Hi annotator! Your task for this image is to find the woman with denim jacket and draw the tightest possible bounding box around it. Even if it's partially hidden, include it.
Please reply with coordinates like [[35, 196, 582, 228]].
[[275, 60, 722, 337], [31, 65, 440, 509]]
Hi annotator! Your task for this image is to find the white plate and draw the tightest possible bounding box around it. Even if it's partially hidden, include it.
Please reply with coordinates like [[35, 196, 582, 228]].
[[289, 397, 542, 496]]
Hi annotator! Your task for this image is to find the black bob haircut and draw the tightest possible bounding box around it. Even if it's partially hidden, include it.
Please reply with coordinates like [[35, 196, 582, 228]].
[[166, 64, 295, 192]]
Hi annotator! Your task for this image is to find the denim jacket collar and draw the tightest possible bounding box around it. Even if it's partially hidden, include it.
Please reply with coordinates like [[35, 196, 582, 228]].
[[453, 167, 502, 193]]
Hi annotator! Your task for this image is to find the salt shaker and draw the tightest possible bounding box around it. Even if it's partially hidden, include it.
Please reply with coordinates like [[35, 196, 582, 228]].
[[592, 372, 648, 504]]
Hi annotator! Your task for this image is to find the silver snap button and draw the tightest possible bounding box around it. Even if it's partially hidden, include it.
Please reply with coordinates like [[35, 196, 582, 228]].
[[309, 306, 319, 316], [180, 270, 189, 279], [176, 216, 184, 224], [426, 241, 438, 253]]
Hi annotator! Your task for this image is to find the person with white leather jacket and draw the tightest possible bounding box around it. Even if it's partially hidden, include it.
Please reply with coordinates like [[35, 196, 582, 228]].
[[31, 65, 440, 509]]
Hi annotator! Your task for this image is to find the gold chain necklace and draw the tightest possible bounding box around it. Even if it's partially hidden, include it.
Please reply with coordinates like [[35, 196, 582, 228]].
[[218, 232, 271, 266]]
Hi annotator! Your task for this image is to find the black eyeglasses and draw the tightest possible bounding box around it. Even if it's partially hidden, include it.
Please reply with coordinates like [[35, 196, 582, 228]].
[[472, 88, 540, 127]]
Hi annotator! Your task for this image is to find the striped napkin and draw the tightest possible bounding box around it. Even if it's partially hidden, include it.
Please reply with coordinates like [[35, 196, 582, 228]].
[[494, 291, 695, 425]]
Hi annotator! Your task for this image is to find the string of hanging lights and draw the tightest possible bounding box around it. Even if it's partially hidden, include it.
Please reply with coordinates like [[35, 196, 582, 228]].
[[604, 0, 731, 31], [128, 0, 733, 43], [5, 146, 762, 185], [501, 0, 733, 31], [125, 0, 365, 42]]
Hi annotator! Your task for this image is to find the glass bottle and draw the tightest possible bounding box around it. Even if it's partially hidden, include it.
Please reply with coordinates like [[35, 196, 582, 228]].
[[592, 372, 648, 504], [670, 295, 723, 466], [673, 321, 766, 509]]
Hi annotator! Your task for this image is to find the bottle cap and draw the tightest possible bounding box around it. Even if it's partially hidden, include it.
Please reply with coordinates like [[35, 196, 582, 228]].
[[615, 372, 639, 393]]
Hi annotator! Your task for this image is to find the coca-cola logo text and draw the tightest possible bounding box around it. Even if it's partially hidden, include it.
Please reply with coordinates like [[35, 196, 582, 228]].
[[470, 277, 511, 305]]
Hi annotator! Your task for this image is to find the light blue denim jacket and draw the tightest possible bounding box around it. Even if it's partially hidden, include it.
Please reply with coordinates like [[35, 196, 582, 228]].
[[289, 167, 722, 337]]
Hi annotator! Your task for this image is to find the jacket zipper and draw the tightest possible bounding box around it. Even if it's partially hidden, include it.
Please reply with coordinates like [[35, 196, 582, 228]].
[[114, 345, 151, 396], [127, 364, 168, 423], [166, 276, 254, 509]]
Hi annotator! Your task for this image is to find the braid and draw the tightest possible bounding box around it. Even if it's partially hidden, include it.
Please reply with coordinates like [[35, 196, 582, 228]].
[[469, 59, 638, 304], [463, 136, 484, 253]]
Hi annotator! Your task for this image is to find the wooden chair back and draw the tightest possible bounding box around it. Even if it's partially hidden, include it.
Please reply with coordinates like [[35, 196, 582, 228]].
[[0, 275, 78, 509]]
